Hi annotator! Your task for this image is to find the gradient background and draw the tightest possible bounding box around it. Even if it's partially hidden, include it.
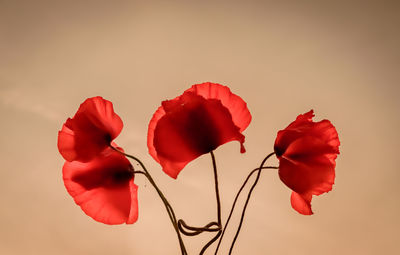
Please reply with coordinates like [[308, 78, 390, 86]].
[[1, 0, 399, 254]]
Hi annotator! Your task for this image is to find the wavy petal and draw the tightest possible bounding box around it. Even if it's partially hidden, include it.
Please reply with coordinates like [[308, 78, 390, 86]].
[[63, 147, 137, 225], [153, 92, 245, 178], [275, 110, 340, 156], [58, 97, 123, 162], [275, 110, 339, 215], [148, 83, 250, 178], [186, 82, 251, 132], [147, 105, 165, 163]]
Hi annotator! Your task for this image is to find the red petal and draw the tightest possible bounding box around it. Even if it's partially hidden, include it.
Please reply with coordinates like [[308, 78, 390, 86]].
[[274, 110, 314, 156], [308, 120, 340, 156], [275, 110, 340, 214], [63, 147, 138, 225], [278, 136, 336, 195], [58, 97, 123, 162], [152, 92, 245, 178], [274, 110, 340, 158], [147, 105, 165, 164], [290, 192, 313, 215], [186, 82, 251, 132], [57, 123, 77, 161], [286, 110, 315, 129]]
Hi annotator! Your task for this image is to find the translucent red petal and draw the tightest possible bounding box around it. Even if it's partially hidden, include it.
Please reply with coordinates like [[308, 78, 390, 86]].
[[275, 110, 340, 215], [147, 82, 251, 179], [58, 96, 123, 162], [186, 82, 251, 132], [290, 192, 313, 215], [63, 147, 138, 225], [153, 92, 245, 178], [147, 105, 165, 164]]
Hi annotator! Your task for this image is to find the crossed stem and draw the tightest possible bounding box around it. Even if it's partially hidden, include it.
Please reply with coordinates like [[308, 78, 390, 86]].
[[113, 145, 277, 255], [225, 152, 276, 254]]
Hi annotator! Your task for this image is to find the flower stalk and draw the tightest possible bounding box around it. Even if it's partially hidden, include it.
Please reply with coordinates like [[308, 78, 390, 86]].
[[110, 146, 188, 255]]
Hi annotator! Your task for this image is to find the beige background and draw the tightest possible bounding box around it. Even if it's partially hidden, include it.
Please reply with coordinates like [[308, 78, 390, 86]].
[[1, 0, 399, 254]]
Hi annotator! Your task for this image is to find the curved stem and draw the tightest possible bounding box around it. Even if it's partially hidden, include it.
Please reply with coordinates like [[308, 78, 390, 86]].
[[110, 146, 187, 255], [178, 220, 220, 236], [214, 164, 278, 254], [228, 152, 276, 254], [200, 231, 222, 255]]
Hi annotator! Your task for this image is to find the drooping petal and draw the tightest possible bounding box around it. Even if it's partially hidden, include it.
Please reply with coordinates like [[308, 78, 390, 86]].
[[127, 181, 139, 224], [275, 110, 340, 215], [58, 97, 123, 162], [290, 192, 313, 215], [279, 153, 335, 195], [152, 92, 245, 178], [63, 147, 138, 225], [277, 124, 338, 196]]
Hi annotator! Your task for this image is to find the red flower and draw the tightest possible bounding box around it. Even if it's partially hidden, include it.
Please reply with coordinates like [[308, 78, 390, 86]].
[[58, 96, 123, 162], [147, 82, 252, 179], [274, 110, 340, 215], [58, 97, 137, 224], [63, 146, 139, 224]]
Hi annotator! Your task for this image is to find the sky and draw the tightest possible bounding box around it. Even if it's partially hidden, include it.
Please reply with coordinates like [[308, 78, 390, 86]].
[[0, 0, 399, 254]]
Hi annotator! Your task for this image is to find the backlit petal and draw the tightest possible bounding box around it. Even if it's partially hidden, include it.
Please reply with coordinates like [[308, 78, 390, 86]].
[[148, 82, 251, 178], [290, 192, 313, 215], [275, 110, 339, 215], [58, 97, 123, 162], [186, 82, 251, 132], [63, 147, 137, 225], [147, 105, 165, 164], [153, 92, 245, 178]]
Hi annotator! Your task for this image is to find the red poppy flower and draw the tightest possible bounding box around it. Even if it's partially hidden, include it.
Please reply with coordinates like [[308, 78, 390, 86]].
[[63, 146, 139, 224], [147, 82, 252, 179], [274, 110, 340, 215], [58, 96, 123, 162]]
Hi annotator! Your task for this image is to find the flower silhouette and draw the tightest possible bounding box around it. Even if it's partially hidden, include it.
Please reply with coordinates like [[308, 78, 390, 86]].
[[274, 110, 340, 215], [147, 82, 252, 179], [58, 96, 123, 162], [63, 146, 138, 224]]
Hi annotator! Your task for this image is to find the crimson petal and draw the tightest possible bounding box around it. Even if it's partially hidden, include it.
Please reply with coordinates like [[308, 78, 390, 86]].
[[58, 96, 123, 162], [274, 110, 340, 215], [63, 147, 138, 225], [148, 82, 251, 179], [290, 192, 313, 215], [186, 82, 251, 132]]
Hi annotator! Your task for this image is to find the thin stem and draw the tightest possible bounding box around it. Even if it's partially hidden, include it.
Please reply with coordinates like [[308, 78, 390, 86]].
[[178, 220, 220, 236], [200, 231, 222, 255], [214, 165, 278, 254], [179, 220, 220, 232], [133, 170, 146, 175], [199, 151, 222, 255], [228, 152, 275, 254], [211, 151, 222, 226], [110, 146, 187, 255]]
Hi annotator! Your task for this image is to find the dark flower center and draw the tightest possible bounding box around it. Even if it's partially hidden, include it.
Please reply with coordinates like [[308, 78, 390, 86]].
[[112, 170, 134, 184]]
